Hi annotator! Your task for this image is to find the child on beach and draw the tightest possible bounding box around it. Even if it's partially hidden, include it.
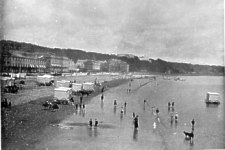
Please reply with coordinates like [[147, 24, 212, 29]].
[[121, 106, 124, 114]]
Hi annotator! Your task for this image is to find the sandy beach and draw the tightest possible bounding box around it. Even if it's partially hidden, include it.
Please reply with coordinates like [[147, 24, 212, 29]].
[[1, 75, 128, 150]]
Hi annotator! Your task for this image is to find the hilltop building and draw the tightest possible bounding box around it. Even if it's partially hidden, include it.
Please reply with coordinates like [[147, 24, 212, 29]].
[[76, 59, 108, 72], [108, 59, 129, 73]]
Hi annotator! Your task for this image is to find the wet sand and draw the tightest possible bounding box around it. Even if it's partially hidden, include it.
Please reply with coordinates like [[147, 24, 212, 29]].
[[1, 78, 128, 150], [33, 76, 224, 150]]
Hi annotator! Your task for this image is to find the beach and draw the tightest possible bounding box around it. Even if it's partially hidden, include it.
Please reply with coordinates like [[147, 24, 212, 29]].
[[1, 74, 128, 150]]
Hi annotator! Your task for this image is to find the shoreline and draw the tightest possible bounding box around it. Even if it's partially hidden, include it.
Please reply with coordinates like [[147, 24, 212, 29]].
[[1, 78, 128, 150]]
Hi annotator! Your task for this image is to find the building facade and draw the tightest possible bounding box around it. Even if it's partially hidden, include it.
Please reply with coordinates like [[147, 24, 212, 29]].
[[108, 59, 129, 73], [1, 50, 75, 73], [1, 50, 46, 73]]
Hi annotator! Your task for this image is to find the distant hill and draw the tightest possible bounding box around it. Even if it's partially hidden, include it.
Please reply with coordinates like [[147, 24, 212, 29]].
[[1, 40, 224, 75]]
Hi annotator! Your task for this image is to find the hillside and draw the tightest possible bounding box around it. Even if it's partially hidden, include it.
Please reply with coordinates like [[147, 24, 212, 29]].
[[1, 40, 224, 75]]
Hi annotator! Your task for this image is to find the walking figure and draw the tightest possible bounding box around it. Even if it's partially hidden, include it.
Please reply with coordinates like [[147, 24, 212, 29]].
[[168, 102, 171, 108], [114, 100, 117, 106], [172, 102, 175, 107], [83, 104, 85, 109], [134, 115, 139, 128], [95, 119, 98, 127], [156, 108, 159, 115], [191, 119, 195, 131], [144, 100, 146, 103], [89, 119, 93, 127], [124, 102, 127, 108], [101, 94, 104, 100]]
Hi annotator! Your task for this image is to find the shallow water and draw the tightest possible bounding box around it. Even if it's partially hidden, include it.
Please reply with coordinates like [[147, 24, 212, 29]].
[[35, 76, 225, 150]]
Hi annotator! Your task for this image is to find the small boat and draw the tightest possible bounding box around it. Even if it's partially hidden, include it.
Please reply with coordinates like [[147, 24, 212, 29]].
[[205, 92, 220, 104]]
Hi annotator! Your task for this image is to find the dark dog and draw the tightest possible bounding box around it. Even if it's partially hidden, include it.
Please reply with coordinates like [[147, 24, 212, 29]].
[[184, 131, 194, 141]]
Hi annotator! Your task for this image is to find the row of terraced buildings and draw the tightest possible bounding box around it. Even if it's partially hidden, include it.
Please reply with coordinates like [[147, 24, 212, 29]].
[[1, 51, 129, 73]]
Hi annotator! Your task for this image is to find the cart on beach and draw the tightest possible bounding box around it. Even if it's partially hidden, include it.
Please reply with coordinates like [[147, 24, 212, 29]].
[[1, 77, 19, 93], [54, 87, 72, 105], [205, 92, 220, 104], [37, 74, 54, 86]]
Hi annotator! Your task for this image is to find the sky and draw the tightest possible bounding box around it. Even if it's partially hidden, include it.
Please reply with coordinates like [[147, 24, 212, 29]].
[[1, 0, 224, 65]]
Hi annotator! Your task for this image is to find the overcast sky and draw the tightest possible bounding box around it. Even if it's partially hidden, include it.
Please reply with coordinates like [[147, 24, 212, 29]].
[[2, 0, 224, 65]]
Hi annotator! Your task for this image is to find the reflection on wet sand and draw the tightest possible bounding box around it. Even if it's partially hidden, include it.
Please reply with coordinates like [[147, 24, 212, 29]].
[[133, 128, 138, 141], [113, 106, 116, 114]]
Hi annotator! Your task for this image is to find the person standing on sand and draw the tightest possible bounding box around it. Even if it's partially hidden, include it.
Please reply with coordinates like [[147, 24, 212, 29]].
[[101, 94, 104, 100], [114, 100, 117, 106], [134, 115, 139, 128], [124, 102, 127, 108], [172, 102, 175, 107], [191, 119, 195, 131], [80, 96, 83, 104], [89, 119, 93, 127], [156, 108, 159, 115], [95, 119, 98, 127], [168, 102, 171, 108]]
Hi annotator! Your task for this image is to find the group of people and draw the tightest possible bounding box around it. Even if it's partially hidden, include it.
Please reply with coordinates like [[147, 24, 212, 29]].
[[127, 81, 132, 93], [1, 98, 12, 109], [170, 112, 179, 122], [168, 102, 175, 108], [89, 118, 99, 127], [113, 100, 127, 114], [75, 103, 85, 110], [73, 95, 86, 110], [168, 101, 179, 122]]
